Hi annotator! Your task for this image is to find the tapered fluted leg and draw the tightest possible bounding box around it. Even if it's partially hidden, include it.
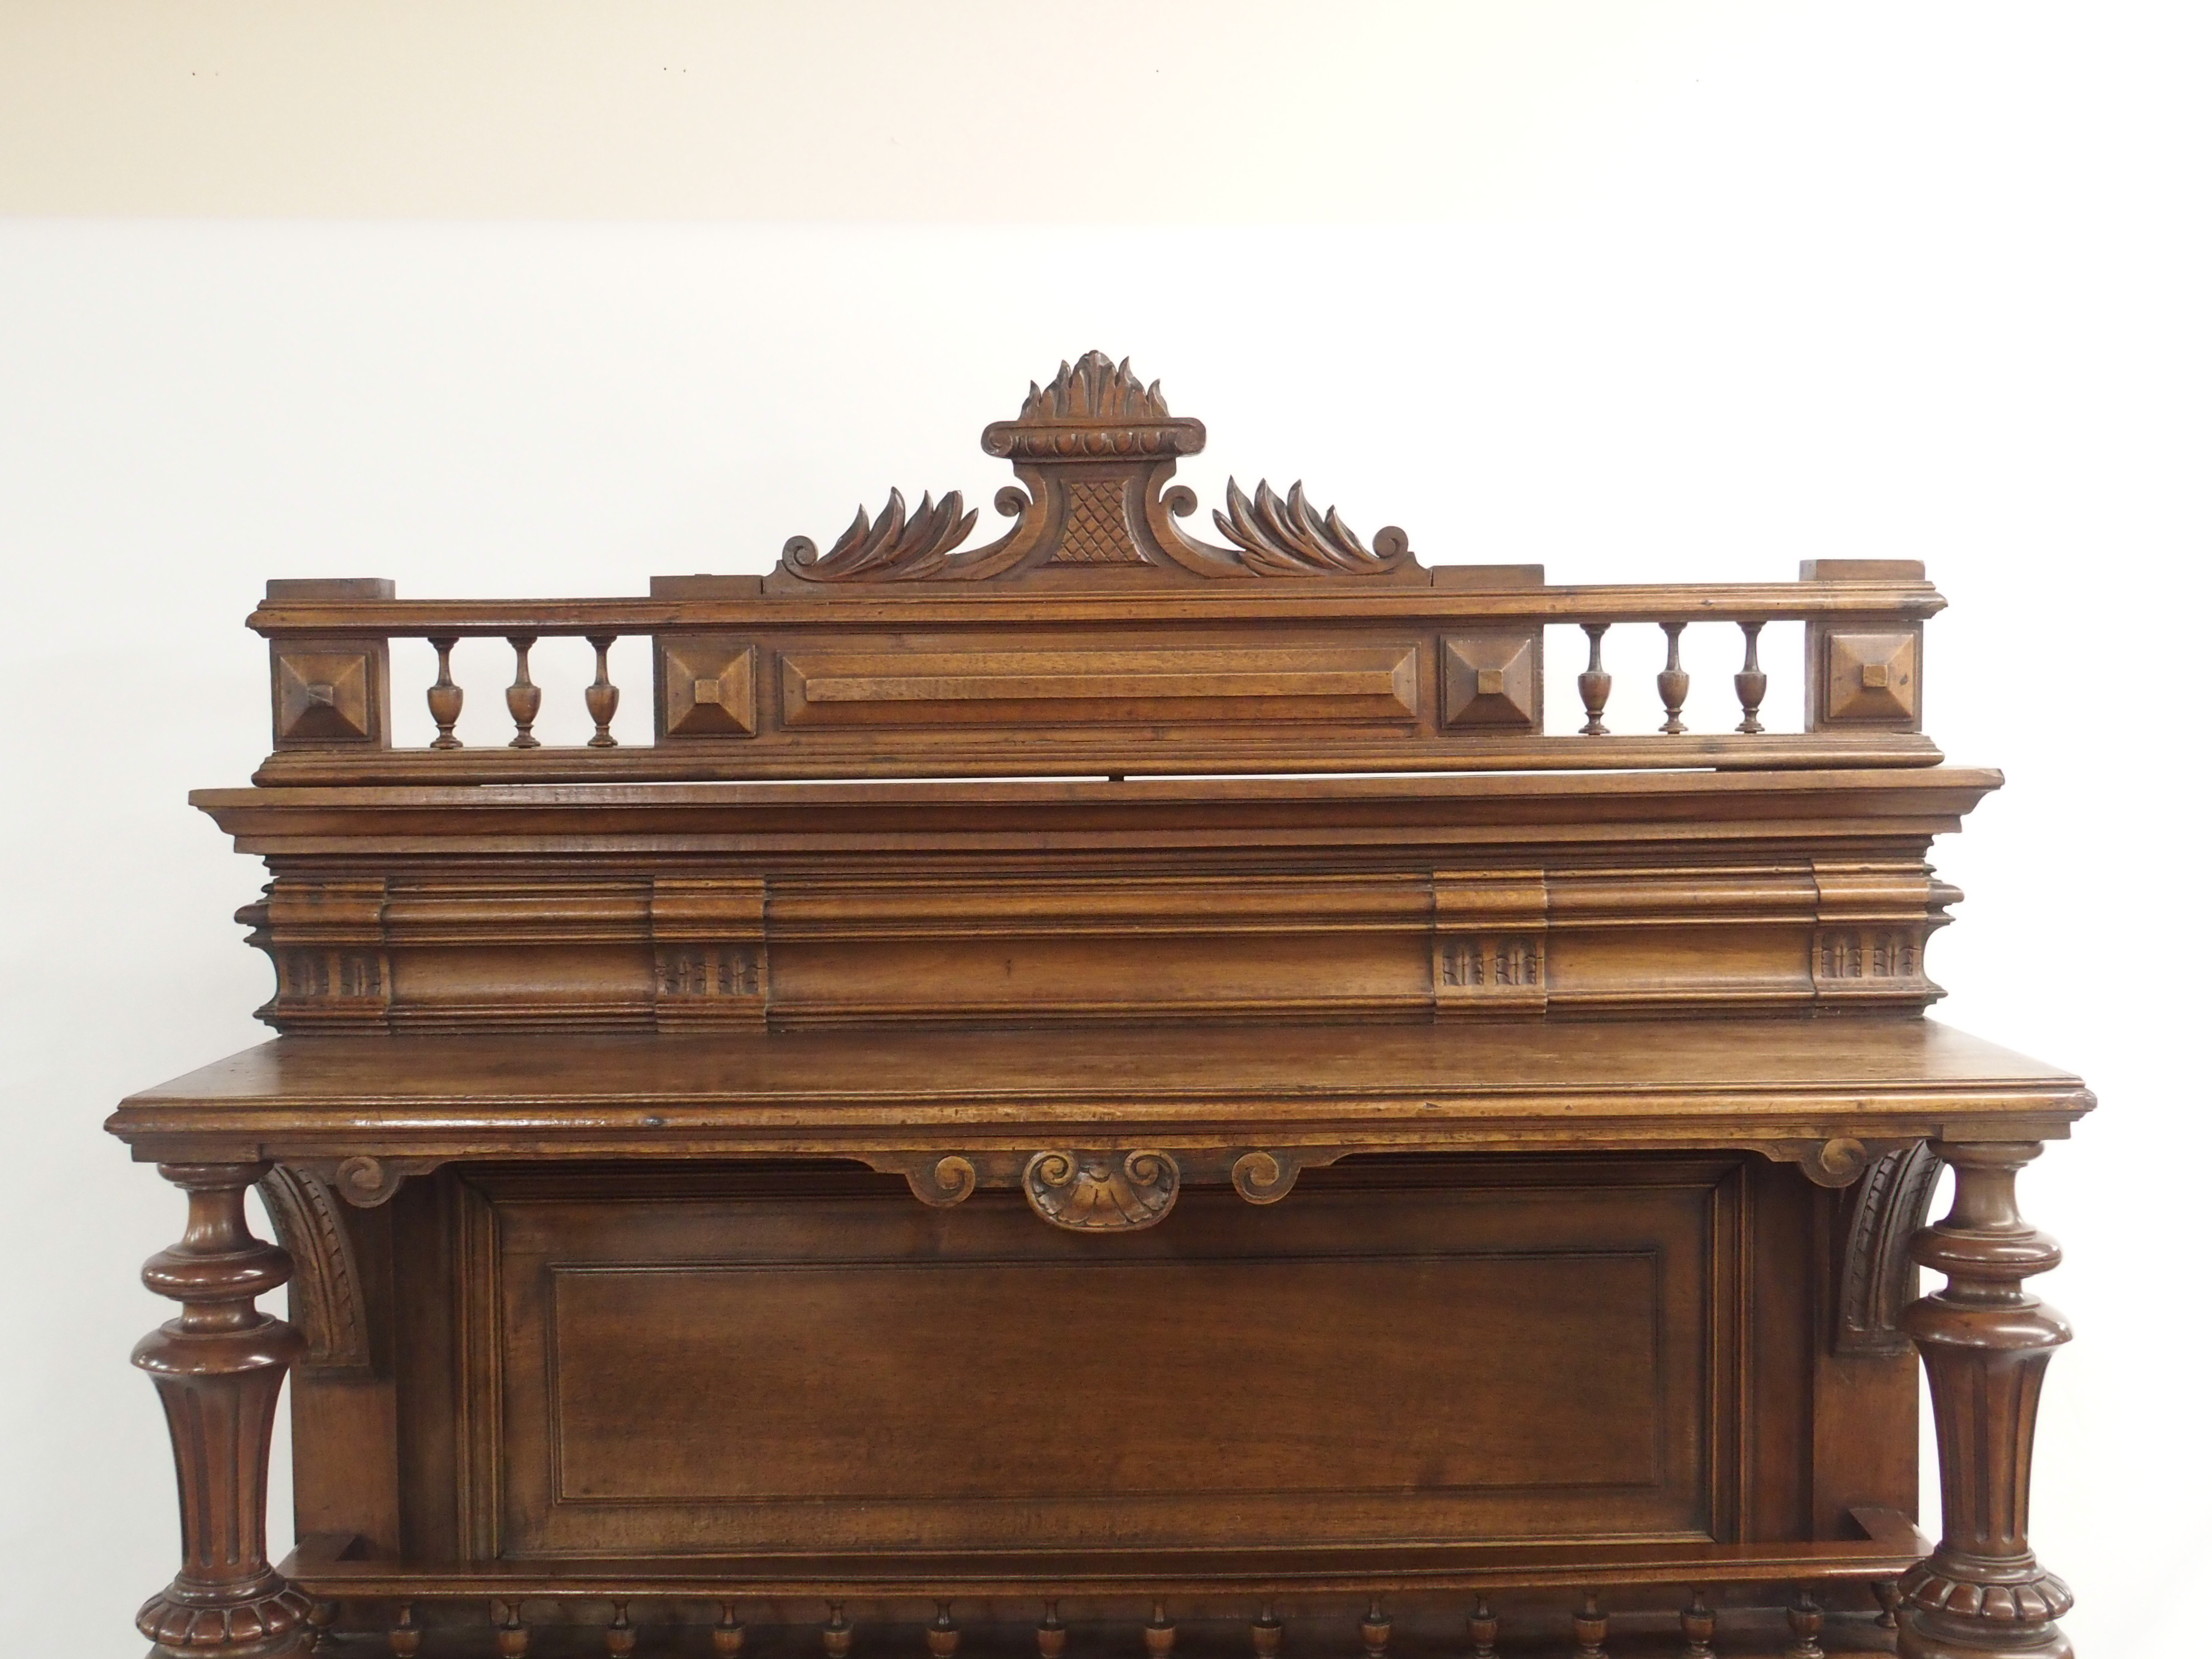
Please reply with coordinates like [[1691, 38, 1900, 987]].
[[1899, 1142, 2074, 1659], [133, 1162, 312, 1659]]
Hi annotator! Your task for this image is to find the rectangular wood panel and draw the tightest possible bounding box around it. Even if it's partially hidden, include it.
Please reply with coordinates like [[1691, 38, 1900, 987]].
[[778, 646, 1423, 730], [481, 1159, 1745, 1559]]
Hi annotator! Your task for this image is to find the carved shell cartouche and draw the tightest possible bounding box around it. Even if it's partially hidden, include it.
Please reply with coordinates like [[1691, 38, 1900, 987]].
[[1022, 1149, 1180, 1231]]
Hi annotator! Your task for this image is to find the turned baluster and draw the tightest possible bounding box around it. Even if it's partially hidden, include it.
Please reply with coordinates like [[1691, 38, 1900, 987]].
[[1898, 1142, 2075, 1659], [605, 1600, 637, 1658], [585, 633, 620, 747], [929, 1602, 961, 1659], [1037, 1600, 1066, 1659], [1360, 1597, 1390, 1659], [306, 1602, 337, 1652], [505, 635, 542, 749], [1734, 620, 1768, 733], [133, 1161, 313, 1659], [714, 1602, 745, 1659], [1787, 1587, 1825, 1658], [1573, 1590, 1609, 1659], [495, 1598, 531, 1658], [1251, 1599, 1283, 1658], [426, 635, 464, 748], [1656, 623, 1690, 734], [1577, 622, 1613, 735], [388, 1603, 420, 1658], [1467, 1598, 1500, 1659], [1679, 1589, 1715, 1658], [823, 1603, 853, 1659], [1144, 1599, 1176, 1659], [1874, 1579, 1903, 1630]]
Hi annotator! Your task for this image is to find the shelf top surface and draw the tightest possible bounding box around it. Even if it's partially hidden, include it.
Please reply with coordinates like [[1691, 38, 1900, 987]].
[[113, 1018, 2089, 1153]]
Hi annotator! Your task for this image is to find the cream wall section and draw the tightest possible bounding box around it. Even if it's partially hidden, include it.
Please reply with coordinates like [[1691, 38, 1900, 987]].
[[3, 5, 2210, 1657], [0, 1, 2183, 222]]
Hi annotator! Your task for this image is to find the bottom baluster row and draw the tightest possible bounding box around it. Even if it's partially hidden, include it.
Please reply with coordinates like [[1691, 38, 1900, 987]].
[[334, 1585, 1903, 1658]]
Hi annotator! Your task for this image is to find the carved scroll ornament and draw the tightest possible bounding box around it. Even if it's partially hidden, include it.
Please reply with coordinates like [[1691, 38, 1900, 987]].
[[777, 352, 1415, 585]]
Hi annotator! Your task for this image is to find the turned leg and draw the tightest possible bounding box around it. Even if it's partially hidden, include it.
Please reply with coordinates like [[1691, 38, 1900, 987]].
[[1899, 1142, 2074, 1659], [134, 1162, 312, 1659]]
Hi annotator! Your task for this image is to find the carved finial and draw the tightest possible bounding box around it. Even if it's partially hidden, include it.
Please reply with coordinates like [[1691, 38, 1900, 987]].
[[1018, 351, 1174, 423], [1037, 1601, 1066, 1659]]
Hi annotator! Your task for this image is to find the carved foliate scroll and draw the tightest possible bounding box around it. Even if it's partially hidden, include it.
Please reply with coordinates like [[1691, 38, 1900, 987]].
[[773, 352, 1417, 587]]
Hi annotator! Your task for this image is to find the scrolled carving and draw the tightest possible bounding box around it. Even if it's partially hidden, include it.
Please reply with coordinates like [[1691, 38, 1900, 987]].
[[328, 1154, 440, 1208], [908, 1155, 977, 1208], [1230, 1149, 1300, 1205], [1799, 1136, 1871, 1189], [255, 1165, 371, 1374], [1837, 1140, 1943, 1355], [1213, 478, 1413, 577], [772, 352, 1419, 586], [1023, 1149, 1180, 1232], [784, 488, 983, 582]]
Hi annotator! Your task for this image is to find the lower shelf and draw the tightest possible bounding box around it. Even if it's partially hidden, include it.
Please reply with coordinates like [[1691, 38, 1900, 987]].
[[308, 1604, 1901, 1658]]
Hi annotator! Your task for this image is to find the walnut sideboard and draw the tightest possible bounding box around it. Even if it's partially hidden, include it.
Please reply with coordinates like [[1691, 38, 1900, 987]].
[[109, 355, 2090, 1659]]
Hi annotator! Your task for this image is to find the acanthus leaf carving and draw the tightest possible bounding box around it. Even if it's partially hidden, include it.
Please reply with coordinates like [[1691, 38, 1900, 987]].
[[1212, 478, 1412, 578], [774, 351, 1418, 586]]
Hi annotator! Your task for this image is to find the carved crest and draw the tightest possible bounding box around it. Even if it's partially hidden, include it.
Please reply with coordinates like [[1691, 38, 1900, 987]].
[[775, 352, 1416, 588]]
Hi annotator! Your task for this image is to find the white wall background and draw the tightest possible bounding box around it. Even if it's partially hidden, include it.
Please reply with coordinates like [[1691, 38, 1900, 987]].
[[2, 4, 2206, 1653]]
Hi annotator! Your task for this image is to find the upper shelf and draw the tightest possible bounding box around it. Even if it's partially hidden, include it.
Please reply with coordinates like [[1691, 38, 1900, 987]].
[[249, 351, 1943, 785], [106, 1016, 2091, 1168]]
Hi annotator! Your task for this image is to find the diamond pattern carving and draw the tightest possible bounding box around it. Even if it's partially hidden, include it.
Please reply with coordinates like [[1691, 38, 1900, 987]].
[[1051, 478, 1145, 564]]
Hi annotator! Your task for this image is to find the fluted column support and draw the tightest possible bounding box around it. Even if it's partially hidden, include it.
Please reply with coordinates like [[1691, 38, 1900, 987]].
[[1899, 1141, 2074, 1659], [133, 1162, 312, 1659]]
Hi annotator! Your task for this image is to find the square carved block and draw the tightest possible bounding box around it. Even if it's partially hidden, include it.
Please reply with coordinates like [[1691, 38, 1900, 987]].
[[661, 638, 758, 737], [1441, 631, 1541, 731], [273, 647, 380, 744], [1824, 630, 1919, 725]]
